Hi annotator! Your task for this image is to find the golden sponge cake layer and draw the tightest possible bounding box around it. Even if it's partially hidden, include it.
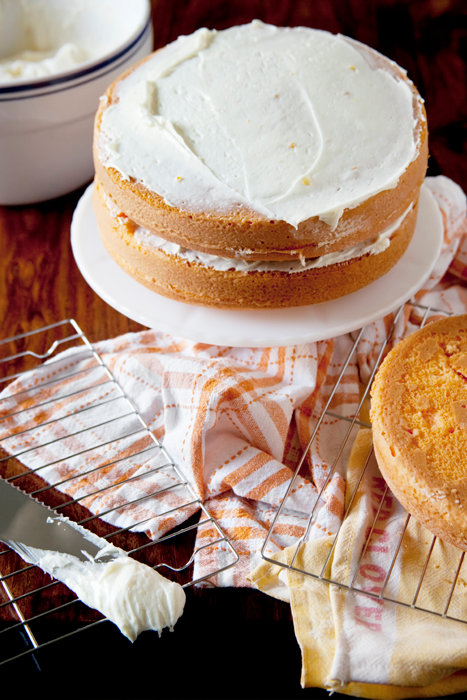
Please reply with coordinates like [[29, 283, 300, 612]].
[[370, 315, 467, 550]]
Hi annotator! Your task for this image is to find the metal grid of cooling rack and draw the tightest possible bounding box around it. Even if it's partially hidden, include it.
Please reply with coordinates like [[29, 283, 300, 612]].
[[0, 320, 239, 667], [261, 303, 467, 625]]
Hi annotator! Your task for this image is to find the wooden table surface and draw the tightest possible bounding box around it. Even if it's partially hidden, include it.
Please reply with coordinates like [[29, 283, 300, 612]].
[[0, 1, 466, 698]]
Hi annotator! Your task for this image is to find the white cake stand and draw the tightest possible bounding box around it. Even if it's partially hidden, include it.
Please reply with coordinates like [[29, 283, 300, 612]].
[[71, 184, 443, 347]]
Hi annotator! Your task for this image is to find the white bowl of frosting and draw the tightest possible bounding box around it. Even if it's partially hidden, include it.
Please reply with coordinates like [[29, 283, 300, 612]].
[[0, 0, 153, 205]]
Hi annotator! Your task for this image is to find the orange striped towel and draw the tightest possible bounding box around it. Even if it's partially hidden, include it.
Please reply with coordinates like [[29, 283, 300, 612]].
[[0, 330, 350, 585], [0, 175, 466, 589]]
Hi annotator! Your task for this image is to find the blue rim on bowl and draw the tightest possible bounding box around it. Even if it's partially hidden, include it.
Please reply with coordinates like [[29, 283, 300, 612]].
[[0, 19, 153, 101], [0, 7, 152, 96]]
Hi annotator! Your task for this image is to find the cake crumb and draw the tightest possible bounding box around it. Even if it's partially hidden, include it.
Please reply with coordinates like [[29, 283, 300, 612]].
[[452, 400, 467, 427]]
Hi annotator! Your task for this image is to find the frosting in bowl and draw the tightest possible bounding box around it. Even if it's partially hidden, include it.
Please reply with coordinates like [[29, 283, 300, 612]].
[[0, 0, 149, 84], [99, 20, 421, 229], [0, 44, 88, 82]]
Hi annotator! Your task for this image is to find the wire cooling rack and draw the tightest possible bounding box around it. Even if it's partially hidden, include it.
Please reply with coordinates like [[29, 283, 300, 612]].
[[261, 303, 467, 625], [0, 320, 239, 667]]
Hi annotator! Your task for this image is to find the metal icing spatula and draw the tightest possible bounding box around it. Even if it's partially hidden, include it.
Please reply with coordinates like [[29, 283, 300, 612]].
[[0, 476, 115, 563]]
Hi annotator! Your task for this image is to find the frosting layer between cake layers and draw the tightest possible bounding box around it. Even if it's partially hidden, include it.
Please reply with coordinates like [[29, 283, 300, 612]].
[[133, 204, 414, 272], [93, 179, 419, 309]]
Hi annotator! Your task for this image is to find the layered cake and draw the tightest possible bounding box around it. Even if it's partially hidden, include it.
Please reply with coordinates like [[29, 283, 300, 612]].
[[93, 20, 428, 309], [370, 315, 467, 550]]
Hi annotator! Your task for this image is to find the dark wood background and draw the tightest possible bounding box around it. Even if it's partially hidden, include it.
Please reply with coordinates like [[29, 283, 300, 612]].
[[0, 1, 466, 698]]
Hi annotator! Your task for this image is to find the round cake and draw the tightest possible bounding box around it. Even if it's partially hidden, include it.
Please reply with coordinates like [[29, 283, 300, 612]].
[[370, 315, 467, 550], [93, 20, 428, 309]]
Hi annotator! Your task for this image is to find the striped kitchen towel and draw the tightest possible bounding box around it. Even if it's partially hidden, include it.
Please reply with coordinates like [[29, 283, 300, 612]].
[[0, 175, 465, 599]]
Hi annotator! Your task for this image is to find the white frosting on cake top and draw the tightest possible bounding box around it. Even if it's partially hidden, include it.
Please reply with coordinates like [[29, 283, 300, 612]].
[[99, 20, 420, 229]]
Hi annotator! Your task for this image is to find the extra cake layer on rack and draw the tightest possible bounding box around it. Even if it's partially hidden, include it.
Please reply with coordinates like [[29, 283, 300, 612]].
[[370, 315, 467, 551], [93, 177, 419, 309], [93, 21, 428, 263]]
